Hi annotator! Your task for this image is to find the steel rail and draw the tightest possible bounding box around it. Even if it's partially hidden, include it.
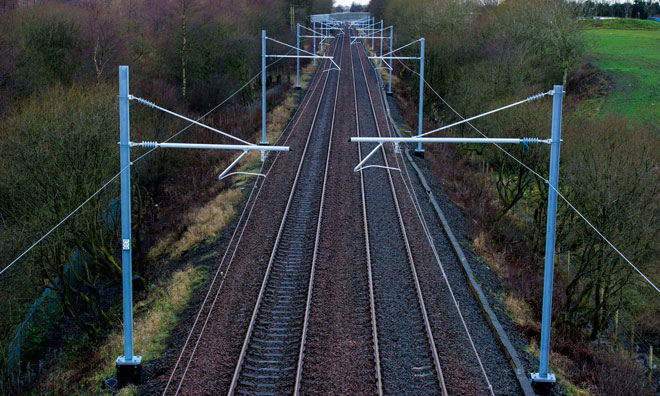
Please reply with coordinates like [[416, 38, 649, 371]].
[[227, 33, 343, 396], [293, 25, 346, 396], [355, 36, 450, 396], [373, 54, 501, 396], [165, 26, 344, 396], [350, 26, 384, 396]]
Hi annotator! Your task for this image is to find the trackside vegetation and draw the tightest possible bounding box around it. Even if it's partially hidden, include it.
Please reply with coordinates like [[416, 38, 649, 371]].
[[0, 0, 331, 394], [582, 19, 660, 121], [369, 0, 659, 394]]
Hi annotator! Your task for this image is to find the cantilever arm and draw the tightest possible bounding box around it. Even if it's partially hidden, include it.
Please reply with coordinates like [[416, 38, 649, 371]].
[[299, 24, 325, 36], [267, 55, 340, 71], [352, 142, 383, 173], [267, 36, 317, 57], [130, 142, 292, 151], [379, 58, 393, 71], [381, 38, 422, 58], [218, 150, 249, 180], [130, 95, 254, 146]]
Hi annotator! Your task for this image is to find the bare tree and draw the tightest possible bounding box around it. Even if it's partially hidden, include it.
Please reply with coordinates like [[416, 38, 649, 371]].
[[559, 117, 660, 339], [80, 1, 123, 82], [0, 85, 121, 339]]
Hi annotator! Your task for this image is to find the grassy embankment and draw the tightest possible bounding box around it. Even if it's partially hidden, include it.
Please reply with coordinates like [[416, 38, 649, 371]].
[[30, 61, 318, 396], [581, 19, 660, 121]]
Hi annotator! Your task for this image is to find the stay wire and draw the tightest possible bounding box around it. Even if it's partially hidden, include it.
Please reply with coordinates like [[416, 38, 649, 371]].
[[1, 50, 292, 279], [0, 171, 122, 277], [395, 58, 660, 295]]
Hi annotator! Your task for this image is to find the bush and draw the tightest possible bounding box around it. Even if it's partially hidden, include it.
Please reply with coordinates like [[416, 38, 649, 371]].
[[0, 84, 122, 338], [594, 352, 655, 396]]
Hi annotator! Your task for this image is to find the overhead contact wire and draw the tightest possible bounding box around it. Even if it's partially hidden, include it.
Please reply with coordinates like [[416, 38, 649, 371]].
[[226, 35, 342, 395], [356, 41, 448, 396], [370, 54, 495, 395], [165, 40, 339, 395]]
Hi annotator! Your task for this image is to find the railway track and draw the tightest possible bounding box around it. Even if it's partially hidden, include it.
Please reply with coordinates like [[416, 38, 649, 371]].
[[160, 30, 346, 396], [357, 30, 523, 395], [351, 30, 384, 396], [297, 28, 378, 395], [352, 30, 449, 396], [160, 22, 525, 396], [226, 29, 344, 396]]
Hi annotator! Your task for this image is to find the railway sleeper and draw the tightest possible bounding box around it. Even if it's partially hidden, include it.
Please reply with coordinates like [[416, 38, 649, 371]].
[[236, 388, 278, 396], [245, 356, 288, 365], [257, 314, 301, 321], [242, 365, 295, 374], [252, 351, 297, 358], [250, 337, 299, 346], [262, 292, 302, 300]]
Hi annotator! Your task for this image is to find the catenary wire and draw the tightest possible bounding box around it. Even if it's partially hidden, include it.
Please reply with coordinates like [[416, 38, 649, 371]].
[[172, 40, 340, 395], [369, 56, 496, 395], [355, 41, 449, 395], [163, 41, 338, 395]]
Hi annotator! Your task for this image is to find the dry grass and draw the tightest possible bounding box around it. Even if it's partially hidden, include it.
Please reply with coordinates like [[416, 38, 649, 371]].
[[503, 292, 534, 327], [132, 267, 206, 360], [35, 265, 205, 395], [147, 233, 177, 261], [472, 232, 537, 327], [147, 188, 240, 260], [148, 62, 318, 262], [170, 188, 242, 259], [118, 385, 137, 396], [472, 231, 506, 277], [526, 343, 594, 396]]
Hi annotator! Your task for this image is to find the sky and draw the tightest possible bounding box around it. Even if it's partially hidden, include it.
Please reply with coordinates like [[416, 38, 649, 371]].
[[333, 0, 370, 8]]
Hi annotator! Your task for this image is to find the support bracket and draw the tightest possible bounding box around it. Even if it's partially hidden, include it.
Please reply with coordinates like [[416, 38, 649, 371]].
[[116, 355, 142, 386]]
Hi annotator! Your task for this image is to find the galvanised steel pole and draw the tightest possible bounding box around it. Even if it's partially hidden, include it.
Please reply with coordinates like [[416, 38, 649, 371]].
[[319, 22, 324, 53], [388, 25, 393, 94], [416, 38, 425, 155], [313, 21, 317, 66], [119, 65, 134, 362], [371, 17, 375, 49], [117, 65, 142, 383], [296, 23, 301, 88], [261, 30, 268, 144], [533, 84, 563, 388], [379, 20, 383, 67]]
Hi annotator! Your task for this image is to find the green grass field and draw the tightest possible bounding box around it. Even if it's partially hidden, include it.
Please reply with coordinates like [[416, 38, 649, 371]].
[[582, 19, 660, 122]]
